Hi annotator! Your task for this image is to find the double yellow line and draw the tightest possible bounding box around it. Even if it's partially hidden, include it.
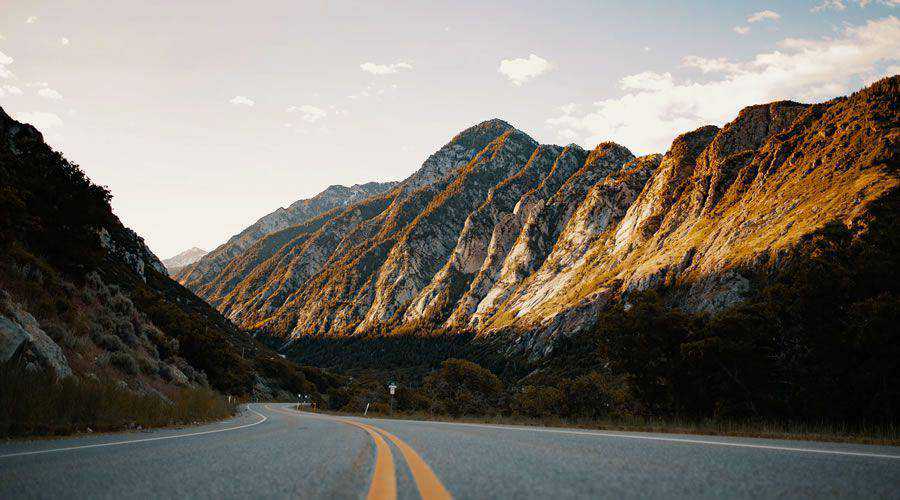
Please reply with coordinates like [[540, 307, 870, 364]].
[[265, 404, 452, 500]]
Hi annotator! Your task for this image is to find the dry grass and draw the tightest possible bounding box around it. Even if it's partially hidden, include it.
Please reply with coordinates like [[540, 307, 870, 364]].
[[316, 408, 900, 446], [0, 363, 236, 438]]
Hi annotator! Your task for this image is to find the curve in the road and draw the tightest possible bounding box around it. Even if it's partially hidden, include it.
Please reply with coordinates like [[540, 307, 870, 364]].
[[335, 418, 398, 500], [266, 404, 452, 500], [0, 406, 269, 460], [376, 426, 452, 500]]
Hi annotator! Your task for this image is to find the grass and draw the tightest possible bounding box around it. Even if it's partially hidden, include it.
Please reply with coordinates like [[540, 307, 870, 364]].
[[0, 363, 237, 438], [314, 408, 900, 446]]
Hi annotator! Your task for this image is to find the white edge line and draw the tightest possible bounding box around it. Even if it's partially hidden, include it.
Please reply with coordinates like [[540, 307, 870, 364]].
[[360, 416, 900, 460], [0, 405, 268, 459]]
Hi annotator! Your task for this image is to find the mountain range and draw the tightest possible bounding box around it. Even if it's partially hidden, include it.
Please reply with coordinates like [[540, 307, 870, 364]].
[[162, 247, 207, 274], [177, 77, 898, 357]]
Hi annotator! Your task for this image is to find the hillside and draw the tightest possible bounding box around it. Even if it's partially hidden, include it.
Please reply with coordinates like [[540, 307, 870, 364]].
[[0, 105, 336, 425], [176, 181, 396, 295], [182, 77, 898, 360]]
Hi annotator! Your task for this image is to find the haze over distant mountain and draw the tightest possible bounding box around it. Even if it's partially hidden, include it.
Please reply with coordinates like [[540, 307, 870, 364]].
[[177, 77, 898, 358], [162, 247, 207, 275]]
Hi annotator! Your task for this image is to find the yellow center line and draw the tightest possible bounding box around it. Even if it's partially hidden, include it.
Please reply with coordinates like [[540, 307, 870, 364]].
[[265, 405, 397, 500], [370, 425, 452, 500], [266, 404, 453, 500]]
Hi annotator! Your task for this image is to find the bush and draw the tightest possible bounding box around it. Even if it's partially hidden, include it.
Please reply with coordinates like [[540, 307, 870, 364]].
[[512, 385, 564, 418], [396, 386, 431, 412], [424, 359, 503, 416], [110, 352, 139, 375], [93, 330, 125, 352], [563, 372, 630, 419]]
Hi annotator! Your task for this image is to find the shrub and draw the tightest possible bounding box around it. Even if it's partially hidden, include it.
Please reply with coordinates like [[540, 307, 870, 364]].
[[109, 352, 139, 375], [512, 385, 564, 418], [563, 372, 630, 419], [396, 386, 431, 412], [424, 359, 503, 416], [93, 330, 125, 352]]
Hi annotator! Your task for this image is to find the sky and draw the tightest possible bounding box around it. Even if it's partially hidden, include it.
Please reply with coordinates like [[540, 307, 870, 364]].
[[1, 0, 898, 258]]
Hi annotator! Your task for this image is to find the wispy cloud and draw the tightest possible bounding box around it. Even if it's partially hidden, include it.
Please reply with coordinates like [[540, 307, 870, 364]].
[[38, 88, 63, 100], [0, 50, 13, 79], [547, 16, 900, 153], [498, 53, 553, 86], [813, 0, 899, 11], [25, 16, 38, 24], [229, 95, 254, 106], [733, 25, 751, 35], [747, 10, 781, 23], [0, 85, 23, 98], [360, 61, 413, 75], [286, 104, 326, 123]]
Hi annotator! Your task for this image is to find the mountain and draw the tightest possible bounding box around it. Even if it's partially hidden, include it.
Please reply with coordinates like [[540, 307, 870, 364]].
[[176, 181, 396, 298], [162, 246, 207, 274], [182, 78, 898, 359], [0, 105, 331, 403]]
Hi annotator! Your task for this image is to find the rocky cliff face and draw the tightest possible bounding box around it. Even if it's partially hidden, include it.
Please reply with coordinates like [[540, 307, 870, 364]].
[[182, 77, 899, 355]]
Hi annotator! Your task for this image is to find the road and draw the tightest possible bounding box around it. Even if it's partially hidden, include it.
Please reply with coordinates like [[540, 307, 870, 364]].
[[1, 403, 898, 499]]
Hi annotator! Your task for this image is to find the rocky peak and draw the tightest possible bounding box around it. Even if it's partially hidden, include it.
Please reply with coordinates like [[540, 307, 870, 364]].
[[398, 119, 519, 192]]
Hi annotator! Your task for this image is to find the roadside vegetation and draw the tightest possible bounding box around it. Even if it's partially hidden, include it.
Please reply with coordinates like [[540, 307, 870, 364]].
[[0, 360, 236, 437]]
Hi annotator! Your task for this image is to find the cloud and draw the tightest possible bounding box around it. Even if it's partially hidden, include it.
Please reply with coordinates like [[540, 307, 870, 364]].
[[0, 85, 23, 98], [734, 25, 751, 35], [360, 61, 413, 75], [13, 111, 63, 130], [37, 88, 63, 100], [748, 10, 781, 22], [813, 0, 847, 10], [558, 103, 578, 115], [498, 53, 553, 86], [813, 0, 898, 11], [25, 16, 38, 24], [286, 104, 326, 123], [61, 37, 70, 46], [229, 95, 254, 106], [546, 16, 900, 154], [0, 50, 13, 80]]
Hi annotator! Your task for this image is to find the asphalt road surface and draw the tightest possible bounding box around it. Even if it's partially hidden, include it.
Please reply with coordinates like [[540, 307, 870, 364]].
[[1, 403, 898, 499]]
